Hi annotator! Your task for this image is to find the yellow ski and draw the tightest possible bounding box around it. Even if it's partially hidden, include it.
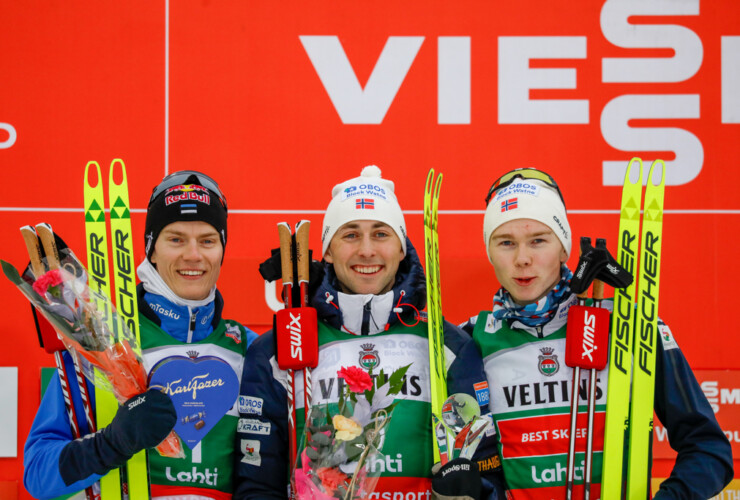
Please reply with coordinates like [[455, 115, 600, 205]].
[[601, 158, 643, 499], [626, 160, 666, 499], [108, 159, 149, 498], [424, 169, 450, 463]]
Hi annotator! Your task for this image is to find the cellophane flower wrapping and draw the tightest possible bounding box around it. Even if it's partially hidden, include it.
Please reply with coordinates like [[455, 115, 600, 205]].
[[293, 364, 411, 500], [1, 249, 183, 458]]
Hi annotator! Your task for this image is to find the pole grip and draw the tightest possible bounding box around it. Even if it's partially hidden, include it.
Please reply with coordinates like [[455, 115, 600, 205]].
[[277, 222, 294, 287], [593, 280, 605, 301], [36, 223, 61, 269], [20, 226, 45, 278], [295, 220, 310, 307], [295, 221, 310, 283]]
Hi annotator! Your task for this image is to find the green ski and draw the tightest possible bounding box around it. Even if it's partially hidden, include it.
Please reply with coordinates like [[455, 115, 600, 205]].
[[424, 169, 451, 463], [626, 160, 666, 499]]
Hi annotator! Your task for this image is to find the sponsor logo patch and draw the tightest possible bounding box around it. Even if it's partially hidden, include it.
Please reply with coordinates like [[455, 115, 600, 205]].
[[484, 313, 498, 333], [225, 324, 242, 344], [238, 395, 264, 415], [238, 418, 271, 435], [476, 453, 502, 472], [165, 191, 211, 207], [240, 439, 261, 466], [537, 347, 560, 376], [341, 183, 388, 201], [359, 343, 380, 371], [658, 321, 678, 351], [494, 182, 540, 201], [474, 381, 490, 407]]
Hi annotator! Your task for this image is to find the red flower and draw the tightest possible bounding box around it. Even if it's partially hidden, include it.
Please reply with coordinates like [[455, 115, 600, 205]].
[[32, 269, 65, 296], [337, 366, 372, 393], [317, 467, 348, 495]]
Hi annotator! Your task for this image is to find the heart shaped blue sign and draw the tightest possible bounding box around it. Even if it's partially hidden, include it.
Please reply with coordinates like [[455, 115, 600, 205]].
[[149, 355, 239, 449]]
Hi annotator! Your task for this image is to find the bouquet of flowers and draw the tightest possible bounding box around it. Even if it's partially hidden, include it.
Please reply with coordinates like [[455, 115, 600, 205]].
[[1, 249, 183, 458], [294, 363, 410, 500]]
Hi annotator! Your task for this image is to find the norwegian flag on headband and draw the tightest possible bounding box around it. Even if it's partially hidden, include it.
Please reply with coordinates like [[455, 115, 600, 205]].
[[356, 198, 375, 210], [501, 198, 518, 212]]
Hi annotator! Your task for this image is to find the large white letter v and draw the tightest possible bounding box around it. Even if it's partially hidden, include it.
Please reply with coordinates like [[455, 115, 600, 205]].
[[300, 36, 424, 124]]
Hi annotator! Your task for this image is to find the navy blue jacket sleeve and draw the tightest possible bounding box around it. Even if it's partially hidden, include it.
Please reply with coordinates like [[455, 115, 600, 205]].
[[234, 331, 290, 499], [653, 322, 733, 499], [443, 320, 506, 500], [24, 352, 102, 499]]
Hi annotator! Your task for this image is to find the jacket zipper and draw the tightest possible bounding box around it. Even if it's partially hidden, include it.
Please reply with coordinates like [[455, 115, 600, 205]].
[[187, 307, 196, 343]]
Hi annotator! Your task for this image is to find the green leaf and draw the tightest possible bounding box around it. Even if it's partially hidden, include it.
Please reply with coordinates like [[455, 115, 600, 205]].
[[388, 363, 412, 395]]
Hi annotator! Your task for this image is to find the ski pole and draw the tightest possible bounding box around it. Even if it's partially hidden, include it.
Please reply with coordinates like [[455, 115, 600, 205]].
[[36, 223, 98, 436], [21, 224, 97, 500], [275, 221, 320, 498], [277, 222, 299, 478], [584, 277, 607, 500], [566, 237, 611, 500], [295, 221, 313, 415]]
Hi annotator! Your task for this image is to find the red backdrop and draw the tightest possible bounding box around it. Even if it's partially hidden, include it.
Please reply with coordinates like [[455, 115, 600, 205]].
[[1, 1, 738, 497]]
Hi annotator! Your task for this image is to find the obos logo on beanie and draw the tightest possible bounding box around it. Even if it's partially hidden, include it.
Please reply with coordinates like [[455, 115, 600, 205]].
[[322, 165, 406, 256], [483, 178, 571, 263]]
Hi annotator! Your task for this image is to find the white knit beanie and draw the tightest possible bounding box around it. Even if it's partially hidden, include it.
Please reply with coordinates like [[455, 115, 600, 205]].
[[483, 178, 571, 263], [322, 165, 407, 256]]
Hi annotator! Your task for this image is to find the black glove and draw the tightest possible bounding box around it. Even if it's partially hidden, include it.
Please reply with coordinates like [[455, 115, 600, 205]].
[[59, 389, 176, 485], [570, 237, 633, 294], [431, 458, 482, 500], [258, 246, 325, 304], [593, 238, 633, 289]]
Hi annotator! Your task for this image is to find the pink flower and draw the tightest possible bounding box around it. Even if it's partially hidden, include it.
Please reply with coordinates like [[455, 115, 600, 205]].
[[317, 467, 348, 495], [295, 450, 336, 500], [32, 269, 64, 296], [337, 366, 373, 393]]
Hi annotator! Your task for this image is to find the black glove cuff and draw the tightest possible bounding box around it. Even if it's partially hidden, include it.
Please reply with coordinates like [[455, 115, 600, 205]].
[[59, 430, 128, 486], [432, 458, 482, 500]]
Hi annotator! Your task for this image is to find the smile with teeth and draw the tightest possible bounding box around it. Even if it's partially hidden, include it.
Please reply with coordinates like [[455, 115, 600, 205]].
[[178, 270, 205, 277], [352, 265, 383, 275]]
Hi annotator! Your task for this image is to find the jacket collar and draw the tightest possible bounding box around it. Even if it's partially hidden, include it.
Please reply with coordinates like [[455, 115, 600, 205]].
[[310, 238, 426, 333]]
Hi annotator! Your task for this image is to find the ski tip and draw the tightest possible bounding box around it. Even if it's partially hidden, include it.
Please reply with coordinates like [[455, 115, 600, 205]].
[[425, 169, 435, 192], [84, 160, 102, 188], [625, 158, 643, 186], [109, 158, 127, 187], [19, 225, 36, 233], [648, 159, 666, 188], [434, 173, 443, 197]]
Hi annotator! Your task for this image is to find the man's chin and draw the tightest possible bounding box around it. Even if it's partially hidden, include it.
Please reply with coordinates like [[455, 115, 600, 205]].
[[173, 285, 211, 301]]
